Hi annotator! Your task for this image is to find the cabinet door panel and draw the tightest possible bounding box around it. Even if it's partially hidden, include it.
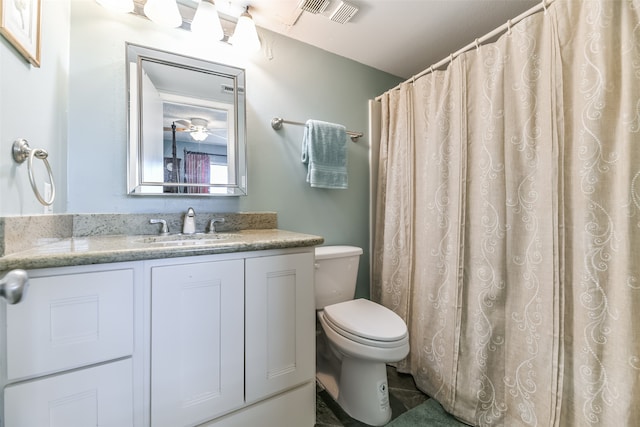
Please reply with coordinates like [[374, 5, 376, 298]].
[[4, 358, 133, 427], [6, 268, 134, 380], [151, 259, 244, 427], [245, 252, 315, 403]]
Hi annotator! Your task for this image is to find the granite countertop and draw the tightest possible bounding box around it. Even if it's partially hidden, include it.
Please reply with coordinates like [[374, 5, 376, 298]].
[[0, 228, 324, 271]]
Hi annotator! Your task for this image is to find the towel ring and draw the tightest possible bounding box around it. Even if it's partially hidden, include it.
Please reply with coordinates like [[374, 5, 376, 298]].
[[12, 139, 56, 206]]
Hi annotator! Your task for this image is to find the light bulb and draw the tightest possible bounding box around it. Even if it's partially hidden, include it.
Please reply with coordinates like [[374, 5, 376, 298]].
[[191, 0, 224, 41], [144, 0, 182, 28], [229, 8, 261, 54], [191, 130, 209, 141]]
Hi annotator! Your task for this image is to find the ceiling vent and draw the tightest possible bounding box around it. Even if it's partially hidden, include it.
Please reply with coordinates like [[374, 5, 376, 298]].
[[298, 0, 330, 14], [221, 84, 244, 94], [330, 1, 358, 24]]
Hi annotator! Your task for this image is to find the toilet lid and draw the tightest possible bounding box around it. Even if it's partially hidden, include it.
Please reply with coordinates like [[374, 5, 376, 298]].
[[323, 299, 407, 342]]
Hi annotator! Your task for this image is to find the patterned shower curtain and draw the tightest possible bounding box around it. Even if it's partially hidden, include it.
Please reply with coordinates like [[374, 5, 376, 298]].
[[373, 1, 640, 426]]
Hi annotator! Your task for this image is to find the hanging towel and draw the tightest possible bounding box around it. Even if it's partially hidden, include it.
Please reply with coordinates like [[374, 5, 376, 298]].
[[301, 119, 348, 189]]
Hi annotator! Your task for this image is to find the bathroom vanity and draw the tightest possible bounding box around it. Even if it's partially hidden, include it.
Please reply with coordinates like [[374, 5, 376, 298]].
[[0, 213, 322, 427]]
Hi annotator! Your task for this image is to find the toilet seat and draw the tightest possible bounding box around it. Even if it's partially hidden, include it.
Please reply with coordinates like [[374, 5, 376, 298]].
[[323, 299, 408, 348], [318, 310, 409, 362]]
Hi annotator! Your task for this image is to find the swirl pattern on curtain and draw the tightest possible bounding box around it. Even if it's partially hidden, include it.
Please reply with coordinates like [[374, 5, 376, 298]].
[[373, 1, 640, 426]]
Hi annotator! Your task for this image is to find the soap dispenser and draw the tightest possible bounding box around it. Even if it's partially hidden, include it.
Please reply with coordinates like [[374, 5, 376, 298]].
[[183, 207, 196, 234]]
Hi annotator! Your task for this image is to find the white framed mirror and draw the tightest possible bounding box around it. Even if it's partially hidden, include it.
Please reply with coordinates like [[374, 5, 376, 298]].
[[126, 43, 247, 196]]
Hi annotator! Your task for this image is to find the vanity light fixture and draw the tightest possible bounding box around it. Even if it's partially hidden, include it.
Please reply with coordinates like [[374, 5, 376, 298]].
[[191, 0, 224, 41], [229, 6, 261, 53], [96, 0, 261, 54], [143, 0, 182, 28], [96, 0, 134, 14]]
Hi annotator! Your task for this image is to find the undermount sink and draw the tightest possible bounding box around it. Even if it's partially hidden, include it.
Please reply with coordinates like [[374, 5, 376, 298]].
[[135, 233, 239, 246]]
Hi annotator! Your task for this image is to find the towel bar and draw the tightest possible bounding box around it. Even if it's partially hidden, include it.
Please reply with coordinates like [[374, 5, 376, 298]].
[[271, 117, 363, 142]]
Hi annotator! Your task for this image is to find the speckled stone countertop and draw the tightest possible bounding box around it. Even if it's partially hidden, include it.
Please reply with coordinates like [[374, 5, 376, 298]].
[[0, 212, 324, 271]]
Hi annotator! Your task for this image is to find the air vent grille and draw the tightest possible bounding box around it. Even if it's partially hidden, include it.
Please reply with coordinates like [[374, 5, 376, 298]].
[[299, 0, 330, 14], [330, 1, 358, 24], [221, 84, 245, 94]]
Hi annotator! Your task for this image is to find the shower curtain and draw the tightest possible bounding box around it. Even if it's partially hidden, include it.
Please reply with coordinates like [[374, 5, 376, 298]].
[[372, 1, 640, 426]]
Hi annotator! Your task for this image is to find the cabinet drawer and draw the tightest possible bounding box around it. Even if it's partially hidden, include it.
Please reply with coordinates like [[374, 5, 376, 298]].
[[4, 358, 134, 427], [6, 268, 134, 380]]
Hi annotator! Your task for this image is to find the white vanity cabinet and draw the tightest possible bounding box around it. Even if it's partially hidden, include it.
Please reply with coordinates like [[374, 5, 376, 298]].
[[245, 252, 315, 403], [148, 258, 245, 427], [1, 246, 316, 427], [147, 250, 316, 427], [1, 263, 142, 427]]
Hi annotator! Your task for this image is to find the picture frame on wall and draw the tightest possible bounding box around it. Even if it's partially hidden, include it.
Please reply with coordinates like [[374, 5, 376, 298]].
[[0, 0, 41, 67]]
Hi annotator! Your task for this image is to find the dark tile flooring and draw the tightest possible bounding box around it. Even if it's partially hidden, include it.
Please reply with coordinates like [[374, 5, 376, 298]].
[[315, 365, 430, 427]]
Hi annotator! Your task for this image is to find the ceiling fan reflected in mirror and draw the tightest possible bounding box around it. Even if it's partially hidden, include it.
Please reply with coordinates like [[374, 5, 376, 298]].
[[164, 118, 225, 142]]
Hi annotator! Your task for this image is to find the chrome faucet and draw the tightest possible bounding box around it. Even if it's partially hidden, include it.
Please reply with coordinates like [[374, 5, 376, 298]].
[[183, 207, 196, 234], [207, 217, 225, 234], [149, 219, 169, 235]]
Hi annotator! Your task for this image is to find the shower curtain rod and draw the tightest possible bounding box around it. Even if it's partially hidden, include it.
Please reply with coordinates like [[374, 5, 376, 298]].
[[375, 0, 555, 101]]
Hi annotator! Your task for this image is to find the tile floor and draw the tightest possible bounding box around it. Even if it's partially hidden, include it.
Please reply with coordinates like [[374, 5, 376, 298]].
[[315, 365, 430, 427]]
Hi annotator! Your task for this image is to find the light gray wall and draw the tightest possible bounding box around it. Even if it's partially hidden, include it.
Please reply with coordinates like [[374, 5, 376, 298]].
[[0, 0, 70, 216], [2, 2, 401, 298]]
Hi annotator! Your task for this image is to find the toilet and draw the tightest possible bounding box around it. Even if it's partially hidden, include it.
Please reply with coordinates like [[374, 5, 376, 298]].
[[314, 245, 409, 426]]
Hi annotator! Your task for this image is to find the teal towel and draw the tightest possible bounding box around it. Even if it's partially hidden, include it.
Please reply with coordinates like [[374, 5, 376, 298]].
[[301, 119, 348, 189]]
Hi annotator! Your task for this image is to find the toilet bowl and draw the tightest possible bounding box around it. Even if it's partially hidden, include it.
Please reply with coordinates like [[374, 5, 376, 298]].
[[314, 246, 409, 426]]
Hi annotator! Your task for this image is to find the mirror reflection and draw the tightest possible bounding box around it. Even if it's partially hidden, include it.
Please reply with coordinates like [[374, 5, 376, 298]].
[[127, 43, 247, 196]]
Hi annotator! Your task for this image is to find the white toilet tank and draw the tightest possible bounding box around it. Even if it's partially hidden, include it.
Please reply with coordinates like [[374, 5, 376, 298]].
[[314, 245, 363, 310]]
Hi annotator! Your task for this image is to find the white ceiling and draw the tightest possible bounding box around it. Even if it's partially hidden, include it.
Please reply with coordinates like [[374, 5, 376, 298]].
[[244, 0, 540, 79]]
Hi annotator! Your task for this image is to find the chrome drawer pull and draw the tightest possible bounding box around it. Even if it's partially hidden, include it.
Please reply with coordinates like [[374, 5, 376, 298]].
[[0, 269, 29, 304]]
